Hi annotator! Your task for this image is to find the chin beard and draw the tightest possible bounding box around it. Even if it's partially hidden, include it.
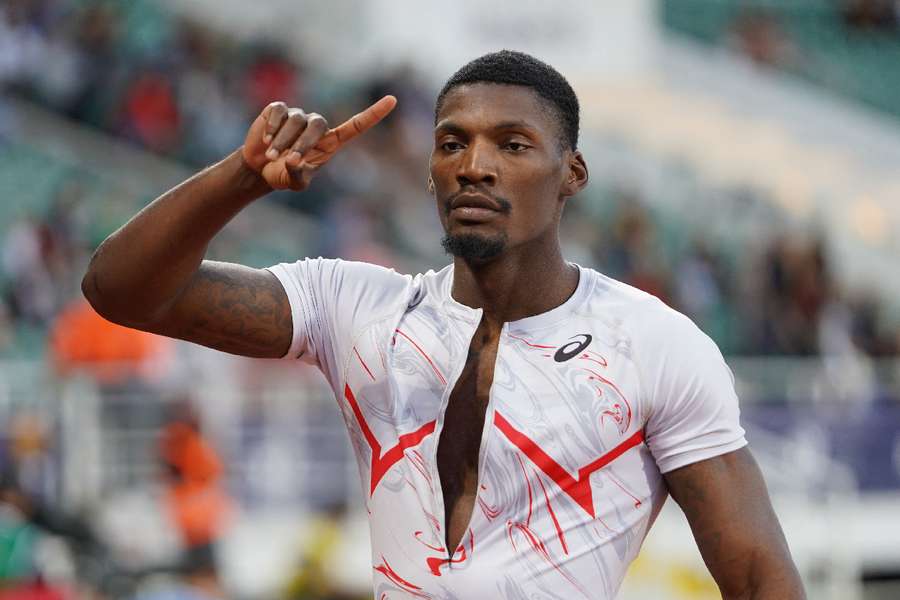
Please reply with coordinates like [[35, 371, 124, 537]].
[[441, 232, 508, 262]]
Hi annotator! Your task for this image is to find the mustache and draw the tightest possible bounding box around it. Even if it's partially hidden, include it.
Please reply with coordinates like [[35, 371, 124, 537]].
[[444, 189, 512, 214]]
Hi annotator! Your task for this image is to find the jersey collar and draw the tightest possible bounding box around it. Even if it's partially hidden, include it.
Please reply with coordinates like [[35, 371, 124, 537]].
[[438, 263, 593, 332]]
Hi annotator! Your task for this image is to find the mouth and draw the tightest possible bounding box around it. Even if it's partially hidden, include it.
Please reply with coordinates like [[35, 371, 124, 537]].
[[451, 206, 502, 222], [447, 191, 509, 223]]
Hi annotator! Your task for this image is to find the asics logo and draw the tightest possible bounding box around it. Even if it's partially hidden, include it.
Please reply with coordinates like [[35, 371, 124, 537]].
[[553, 334, 592, 362]]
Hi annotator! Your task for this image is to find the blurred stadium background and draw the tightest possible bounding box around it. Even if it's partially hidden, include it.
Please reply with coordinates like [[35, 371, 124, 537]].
[[1, 0, 899, 598]]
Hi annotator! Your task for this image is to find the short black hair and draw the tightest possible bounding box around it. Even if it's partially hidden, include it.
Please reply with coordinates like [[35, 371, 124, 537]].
[[435, 50, 580, 150]]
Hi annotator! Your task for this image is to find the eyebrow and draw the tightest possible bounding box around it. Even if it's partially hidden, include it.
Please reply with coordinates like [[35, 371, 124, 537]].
[[434, 120, 538, 134], [493, 120, 537, 132], [434, 121, 465, 135]]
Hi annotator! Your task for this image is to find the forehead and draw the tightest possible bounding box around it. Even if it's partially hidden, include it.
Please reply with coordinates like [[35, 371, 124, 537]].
[[435, 83, 558, 137]]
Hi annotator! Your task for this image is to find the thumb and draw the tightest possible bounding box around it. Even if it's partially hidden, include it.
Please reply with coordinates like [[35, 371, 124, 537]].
[[287, 162, 319, 191]]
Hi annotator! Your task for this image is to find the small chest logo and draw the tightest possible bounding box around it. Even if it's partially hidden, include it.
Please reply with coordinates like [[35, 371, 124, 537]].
[[553, 334, 592, 362]]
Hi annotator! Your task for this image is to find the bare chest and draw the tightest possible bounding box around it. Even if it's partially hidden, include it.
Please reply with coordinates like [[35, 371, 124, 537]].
[[436, 321, 499, 552]]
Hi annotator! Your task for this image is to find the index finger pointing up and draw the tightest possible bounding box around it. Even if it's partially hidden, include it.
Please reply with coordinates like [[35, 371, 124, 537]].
[[331, 95, 398, 146]]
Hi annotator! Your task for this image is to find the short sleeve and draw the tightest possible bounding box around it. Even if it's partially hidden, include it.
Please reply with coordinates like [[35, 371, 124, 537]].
[[266, 258, 412, 390], [635, 303, 747, 474]]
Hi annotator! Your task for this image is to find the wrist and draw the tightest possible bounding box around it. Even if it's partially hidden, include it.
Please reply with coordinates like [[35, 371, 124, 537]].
[[231, 148, 272, 196]]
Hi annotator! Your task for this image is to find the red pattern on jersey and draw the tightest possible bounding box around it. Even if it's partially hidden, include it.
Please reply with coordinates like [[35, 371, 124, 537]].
[[493, 411, 644, 518], [374, 555, 429, 597], [394, 328, 447, 385], [353, 346, 377, 381], [343, 384, 436, 495]]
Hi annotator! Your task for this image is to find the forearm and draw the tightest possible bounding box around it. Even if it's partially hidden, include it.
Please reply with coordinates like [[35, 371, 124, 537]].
[[83, 149, 270, 324], [742, 579, 806, 599], [719, 548, 806, 600]]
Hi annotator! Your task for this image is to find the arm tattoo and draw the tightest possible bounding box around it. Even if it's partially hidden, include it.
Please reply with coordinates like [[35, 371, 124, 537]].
[[165, 261, 292, 358]]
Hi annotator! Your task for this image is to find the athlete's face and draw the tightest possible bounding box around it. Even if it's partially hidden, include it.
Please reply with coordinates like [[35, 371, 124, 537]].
[[430, 83, 587, 262]]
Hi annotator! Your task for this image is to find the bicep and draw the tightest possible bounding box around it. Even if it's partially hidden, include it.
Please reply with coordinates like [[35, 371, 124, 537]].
[[664, 447, 803, 598], [142, 260, 292, 358]]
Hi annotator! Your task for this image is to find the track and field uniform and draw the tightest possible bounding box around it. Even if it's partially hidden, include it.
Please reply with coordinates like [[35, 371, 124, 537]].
[[267, 259, 747, 599]]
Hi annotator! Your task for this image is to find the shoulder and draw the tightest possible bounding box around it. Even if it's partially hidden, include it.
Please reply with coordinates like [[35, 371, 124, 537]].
[[267, 257, 428, 334], [580, 268, 688, 330], [306, 256, 414, 285], [269, 256, 413, 295], [579, 267, 720, 363]]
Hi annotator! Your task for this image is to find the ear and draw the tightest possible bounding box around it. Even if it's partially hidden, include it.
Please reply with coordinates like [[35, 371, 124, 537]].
[[427, 177, 435, 195], [561, 150, 588, 198]]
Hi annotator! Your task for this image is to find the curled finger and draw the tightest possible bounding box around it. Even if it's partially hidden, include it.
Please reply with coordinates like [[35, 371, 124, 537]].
[[267, 108, 307, 160], [263, 102, 288, 144], [287, 113, 329, 166]]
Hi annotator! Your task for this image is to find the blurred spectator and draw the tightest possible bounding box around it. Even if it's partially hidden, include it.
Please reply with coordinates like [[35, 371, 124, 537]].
[[2, 412, 57, 506], [594, 191, 673, 306], [842, 0, 899, 30], [2, 218, 57, 325], [674, 239, 733, 350], [0, 473, 40, 582], [745, 233, 833, 355], [121, 69, 182, 153], [159, 402, 232, 562], [0, 580, 66, 600], [849, 293, 900, 356], [175, 23, 246, 164], [242, 47, 302, 114], [0, 0, 45, 92], [786, 234, 829, 354], [666, 0, 900, 119], [49, 299, 172, 385], [0, 411, 113, 595], [282, 501, 360, 600], [1, 177, 92, 348], [0, 302, 13, 355], [728, 9, 799, 68], [63, 2, 121, 124], [131, 548, 225, 600]]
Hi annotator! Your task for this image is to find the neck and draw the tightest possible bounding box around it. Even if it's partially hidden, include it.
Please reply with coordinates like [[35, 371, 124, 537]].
[[450, 236, 578, 325]]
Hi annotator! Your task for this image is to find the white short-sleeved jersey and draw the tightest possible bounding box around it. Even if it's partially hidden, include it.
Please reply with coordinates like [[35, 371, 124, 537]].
[[267, 258, 747, 599]]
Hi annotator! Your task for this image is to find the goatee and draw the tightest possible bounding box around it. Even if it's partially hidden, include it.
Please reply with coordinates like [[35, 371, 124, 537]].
[[441, 232, 508, 262]]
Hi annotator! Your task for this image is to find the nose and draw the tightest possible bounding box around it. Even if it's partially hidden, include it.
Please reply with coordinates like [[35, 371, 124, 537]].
[[456, 139, 497, 187]]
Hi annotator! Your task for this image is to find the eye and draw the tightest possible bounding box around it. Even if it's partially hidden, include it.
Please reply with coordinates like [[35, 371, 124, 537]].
[[503, 141, 530, 152], [440, 140, 464, 152]]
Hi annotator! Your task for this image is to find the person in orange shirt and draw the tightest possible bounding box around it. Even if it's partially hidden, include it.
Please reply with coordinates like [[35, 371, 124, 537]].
[[49, 298, 171, 385], [159, 401, 232, 558]]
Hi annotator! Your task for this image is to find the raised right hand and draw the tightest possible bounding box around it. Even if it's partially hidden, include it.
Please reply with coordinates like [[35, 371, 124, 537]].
[[241, 96, 397, 191]]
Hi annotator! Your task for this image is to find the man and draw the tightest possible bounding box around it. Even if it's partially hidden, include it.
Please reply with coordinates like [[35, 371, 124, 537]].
[[83, 50, 805, 598]]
